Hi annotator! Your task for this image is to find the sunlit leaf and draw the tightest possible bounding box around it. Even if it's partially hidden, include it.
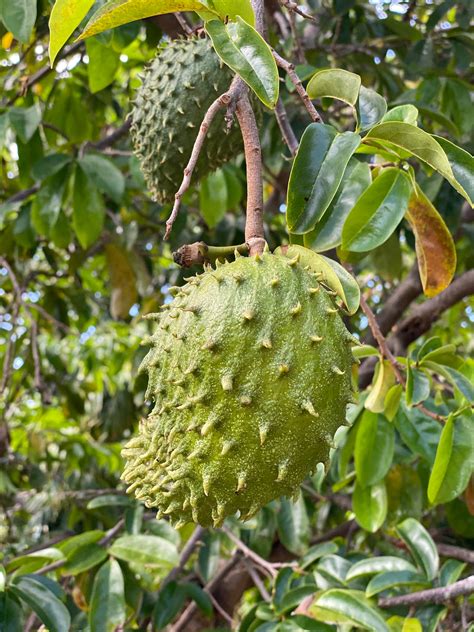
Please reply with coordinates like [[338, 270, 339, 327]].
[[80, 0, 205, 40], [396, 518, 439, 580], [314, 589, 389, 631], [206, 17, 279, 108], [89, 559, 126, 632], [358, 87, 387, 131], [353, 480, 388, 532], [355, 410, 395, 486], [49, 0, 94, 64], [307, 69, 361, 106], [365, 360, 397, 413]]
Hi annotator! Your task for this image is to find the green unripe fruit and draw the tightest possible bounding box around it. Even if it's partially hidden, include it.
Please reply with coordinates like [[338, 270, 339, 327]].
[[130, 37, 242, 204], [122, 252, 354, 527]]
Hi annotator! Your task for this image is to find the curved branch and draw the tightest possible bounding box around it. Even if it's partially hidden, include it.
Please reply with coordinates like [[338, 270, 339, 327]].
[[379, 575, 474, 608], [393, 269, 474, 352]]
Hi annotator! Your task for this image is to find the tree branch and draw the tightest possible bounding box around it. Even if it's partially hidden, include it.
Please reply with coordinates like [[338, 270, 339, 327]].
[[379, 575, 474, 608], [392, 269, 474, 352], [273, 50, 322, 123], [275, 98, 299, 156]]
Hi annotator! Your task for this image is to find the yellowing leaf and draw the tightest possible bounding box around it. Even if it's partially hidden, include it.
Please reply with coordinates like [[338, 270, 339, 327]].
[[365, 360, 396, 413], [405, 185, 456, 297], [49, 0, 95, 65], [307, 69, 361, 106], [79, 0, 205, 40]]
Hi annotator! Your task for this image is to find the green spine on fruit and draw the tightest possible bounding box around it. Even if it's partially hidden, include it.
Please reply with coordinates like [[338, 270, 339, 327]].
[[130, 37, 242, 204], [122, 252, 354, 528]]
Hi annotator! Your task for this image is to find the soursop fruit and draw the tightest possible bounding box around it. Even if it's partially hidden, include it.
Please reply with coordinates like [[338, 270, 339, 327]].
[[122, 251, 354, 527], [130, 37, 242, 204]]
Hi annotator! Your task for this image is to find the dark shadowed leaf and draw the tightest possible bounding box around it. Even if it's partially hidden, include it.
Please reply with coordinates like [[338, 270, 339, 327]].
[[342, 168, 412, 252], [395, 405, 442, 464], [277, 495, 310, 556], [406, 364, 431, 406], [11, 576, 70, 632], [72, 166, 105, 249], [304, 160, 371, 252], [153, 582, 186, 630], [9, 105, 42, 143], [78, 154, 125, 203], [287, 123, 361, 234]]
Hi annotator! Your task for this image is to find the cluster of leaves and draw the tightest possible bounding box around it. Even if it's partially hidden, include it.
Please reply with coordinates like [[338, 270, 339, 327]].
[[0, 0, 473, 630]]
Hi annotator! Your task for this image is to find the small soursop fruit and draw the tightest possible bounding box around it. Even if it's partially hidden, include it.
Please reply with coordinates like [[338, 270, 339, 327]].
[[130, 37, 242, 204], [122, 252, 354, 527]]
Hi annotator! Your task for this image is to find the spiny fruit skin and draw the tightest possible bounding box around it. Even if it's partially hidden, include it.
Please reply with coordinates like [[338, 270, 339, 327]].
[[122, 253, 354, 528], [130, 37, 242, 204]]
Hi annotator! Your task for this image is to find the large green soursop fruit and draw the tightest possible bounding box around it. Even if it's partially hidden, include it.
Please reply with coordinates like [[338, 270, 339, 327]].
[[130, 37, 242, 203], [122, 253, 354, 527]]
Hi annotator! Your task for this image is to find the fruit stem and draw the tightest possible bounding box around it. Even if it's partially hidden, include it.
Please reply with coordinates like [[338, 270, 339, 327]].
[[173, 242, 248, 268]]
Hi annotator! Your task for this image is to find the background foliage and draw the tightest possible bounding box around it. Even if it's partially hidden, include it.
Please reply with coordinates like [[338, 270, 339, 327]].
[[0, 0, 473, 630]]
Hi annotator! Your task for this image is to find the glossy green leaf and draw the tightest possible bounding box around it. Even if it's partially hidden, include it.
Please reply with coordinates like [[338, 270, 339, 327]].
[[89, 559, 126, 632], [355, 410, 395, 487], [287, 123, 361, 234], [80, 0, 205, 40], [365, 360, 397, 414], [49, 0, 94, 64], [405, 185, 456, 297], [0, 0, 36, 42], [206, 17, 279, 108], [382, 105, 418, 126], [211, 0, 255, 24], [314, 589, 389, 632], [109, 535, 179, 568], [87, 495, 133, 509], [384, 384, 403, 421], [275, 245, 360, 314], [419, 344, 456, 365], [346, 556, 417, 582], [277, 494, 310, 556], [86, 38, 120, 93], [353, 480, 387, 532], [300, 542, 339, 570], [31, 153, 72, 181], [78, 154, 125, 203], [395, 405, 441, 464], [276, 585, 318, 615], [365, 122, 469, 203], [0, 594, 24, 632], [304, 160, 371, 252], [342, 168, 412, 252], [432, 135, 473, 206], [11, 576, 70, 632], [307, 69, 361, 107], [439, 559, 466, 586], [396, 518, 439, 580], [366, 570, 428, 598], [352, 345, 379, 360], [406, 365, 431, 406], [423, 363, 474, 401], [63, 543, 107, 576], [315, 554, 351, 587], [200, 169, 228, 228], [57, 531, 105, 557], [428, 415, 473, 505], [72, 166, 105, 249], [358, 87, 387, 131]]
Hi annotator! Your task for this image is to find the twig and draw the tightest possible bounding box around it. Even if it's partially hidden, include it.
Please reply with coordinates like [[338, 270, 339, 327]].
[[275, 98, 299, 156], [378, 575, 474, 608], [162, 526, 206, 587], [99, 518, 125, 546], [174, 12, 193, 35], [170, 553, 241, 632], [221, 526, 294, 578], [436, 543, 474, 565], [164, 77, 244, 240], [273, 50, 321, 123], [242, 558, 271, 602], [280, 0, 316, 22]]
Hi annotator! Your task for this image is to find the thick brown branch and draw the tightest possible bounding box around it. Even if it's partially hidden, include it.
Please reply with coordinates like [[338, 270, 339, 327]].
[[379, 575, 474, 608], [393, 269, 474, 351], [236, 94, 266, 255]]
